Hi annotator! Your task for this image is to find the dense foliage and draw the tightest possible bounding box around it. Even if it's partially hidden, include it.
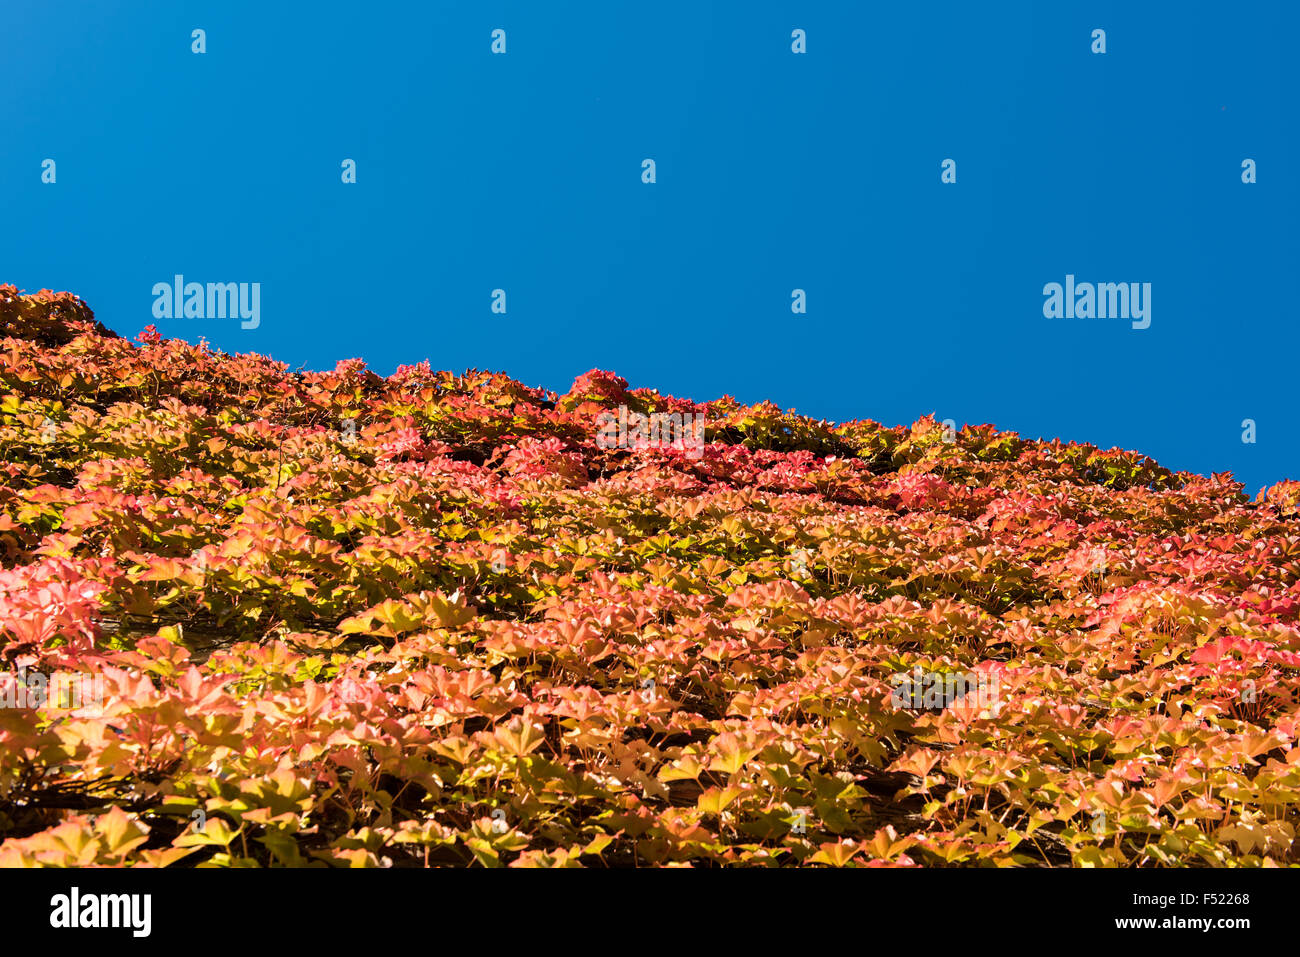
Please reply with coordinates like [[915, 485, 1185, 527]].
[[2, 284, 1299, 867]]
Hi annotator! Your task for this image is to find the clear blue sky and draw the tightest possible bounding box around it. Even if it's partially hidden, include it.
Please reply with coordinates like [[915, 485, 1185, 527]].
[[4, 1, 1296, 494]]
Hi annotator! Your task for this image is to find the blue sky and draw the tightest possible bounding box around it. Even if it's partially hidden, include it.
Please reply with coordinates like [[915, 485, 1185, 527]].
[[4, 1, 1296, 494]]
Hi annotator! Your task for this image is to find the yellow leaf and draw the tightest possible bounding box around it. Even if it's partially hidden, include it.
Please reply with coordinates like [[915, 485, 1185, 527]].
[[175, 817, 241, 848], [697, 785, 744, 816]]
